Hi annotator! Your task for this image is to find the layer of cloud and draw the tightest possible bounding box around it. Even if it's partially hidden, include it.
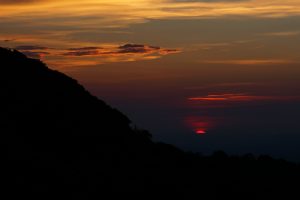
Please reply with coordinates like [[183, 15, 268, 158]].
[[15, 45, 51, 59], [261, 31, 300, 37], [1, 0, 299, 69], [188, 93, 299, 102], [67, 47, 102, 51], [13, 43, 181, 67], [21, 51, 50, 59], [62, 44, 180, 57], [1, 0, 300, 24]]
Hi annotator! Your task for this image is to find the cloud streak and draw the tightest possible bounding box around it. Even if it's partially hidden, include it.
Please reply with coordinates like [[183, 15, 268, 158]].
[[62, 44, 180, 57], [261, 31, 300, 37], [21, 51, 50, 59], [13, 43, 181, 67], [188, 93, 294, 102]]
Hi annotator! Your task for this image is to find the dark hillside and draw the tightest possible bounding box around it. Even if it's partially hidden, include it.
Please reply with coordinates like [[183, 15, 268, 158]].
[[1, 47, 299, 197]]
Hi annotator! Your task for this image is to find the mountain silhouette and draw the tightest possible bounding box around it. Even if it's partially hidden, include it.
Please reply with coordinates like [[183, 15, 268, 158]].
[[1, 47, 300, 197], [0, 47, 188, 193]]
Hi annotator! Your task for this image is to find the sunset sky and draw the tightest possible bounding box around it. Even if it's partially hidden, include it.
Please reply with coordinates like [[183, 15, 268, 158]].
[[1, 0, 300, 160]]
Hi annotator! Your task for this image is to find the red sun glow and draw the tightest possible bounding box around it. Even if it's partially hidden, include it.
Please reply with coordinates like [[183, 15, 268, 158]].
[[185, 116, 213, 135], [196, 129, 206, 135]]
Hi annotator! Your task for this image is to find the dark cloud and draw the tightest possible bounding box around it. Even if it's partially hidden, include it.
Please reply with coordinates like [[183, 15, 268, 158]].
[[63, 47, 103, 56], [63, 44, 180, 57], [119, 44, 160, 50], [118, 44, 148, 54], [118, 44, 161, 54], [2, 39, 15, 42], [119, 44, 145, 49], [159, 49, 181, 55], [16, 45, 49, 51], [149, 46, 161, 50], [63, 50, 99, 57], [67, 47, 102, 51], [14, 45, 51, 59], [21, 51, 50, 59]]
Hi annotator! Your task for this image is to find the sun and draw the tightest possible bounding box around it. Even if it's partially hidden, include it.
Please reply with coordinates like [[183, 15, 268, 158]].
[[196, 129, 206, 135]]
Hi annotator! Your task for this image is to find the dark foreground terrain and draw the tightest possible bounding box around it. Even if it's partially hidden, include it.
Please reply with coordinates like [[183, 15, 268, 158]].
[[1, 47, 299, 197]]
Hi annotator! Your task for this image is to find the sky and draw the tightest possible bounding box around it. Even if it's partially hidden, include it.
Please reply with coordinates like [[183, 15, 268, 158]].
[[1, 0, 300, 161]]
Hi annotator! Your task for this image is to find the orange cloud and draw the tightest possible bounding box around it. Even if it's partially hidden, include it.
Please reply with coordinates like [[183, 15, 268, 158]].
[[188, 93, 300, 102], [13, 43, 181, 68], [1, 0, 300, 25], [62, 44, 180, 57], [260, 31, 300, 37]]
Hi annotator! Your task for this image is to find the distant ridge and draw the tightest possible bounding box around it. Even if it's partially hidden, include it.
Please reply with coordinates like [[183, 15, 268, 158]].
[[1, 47, 299, 196], [0, 47, 146, 153]]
